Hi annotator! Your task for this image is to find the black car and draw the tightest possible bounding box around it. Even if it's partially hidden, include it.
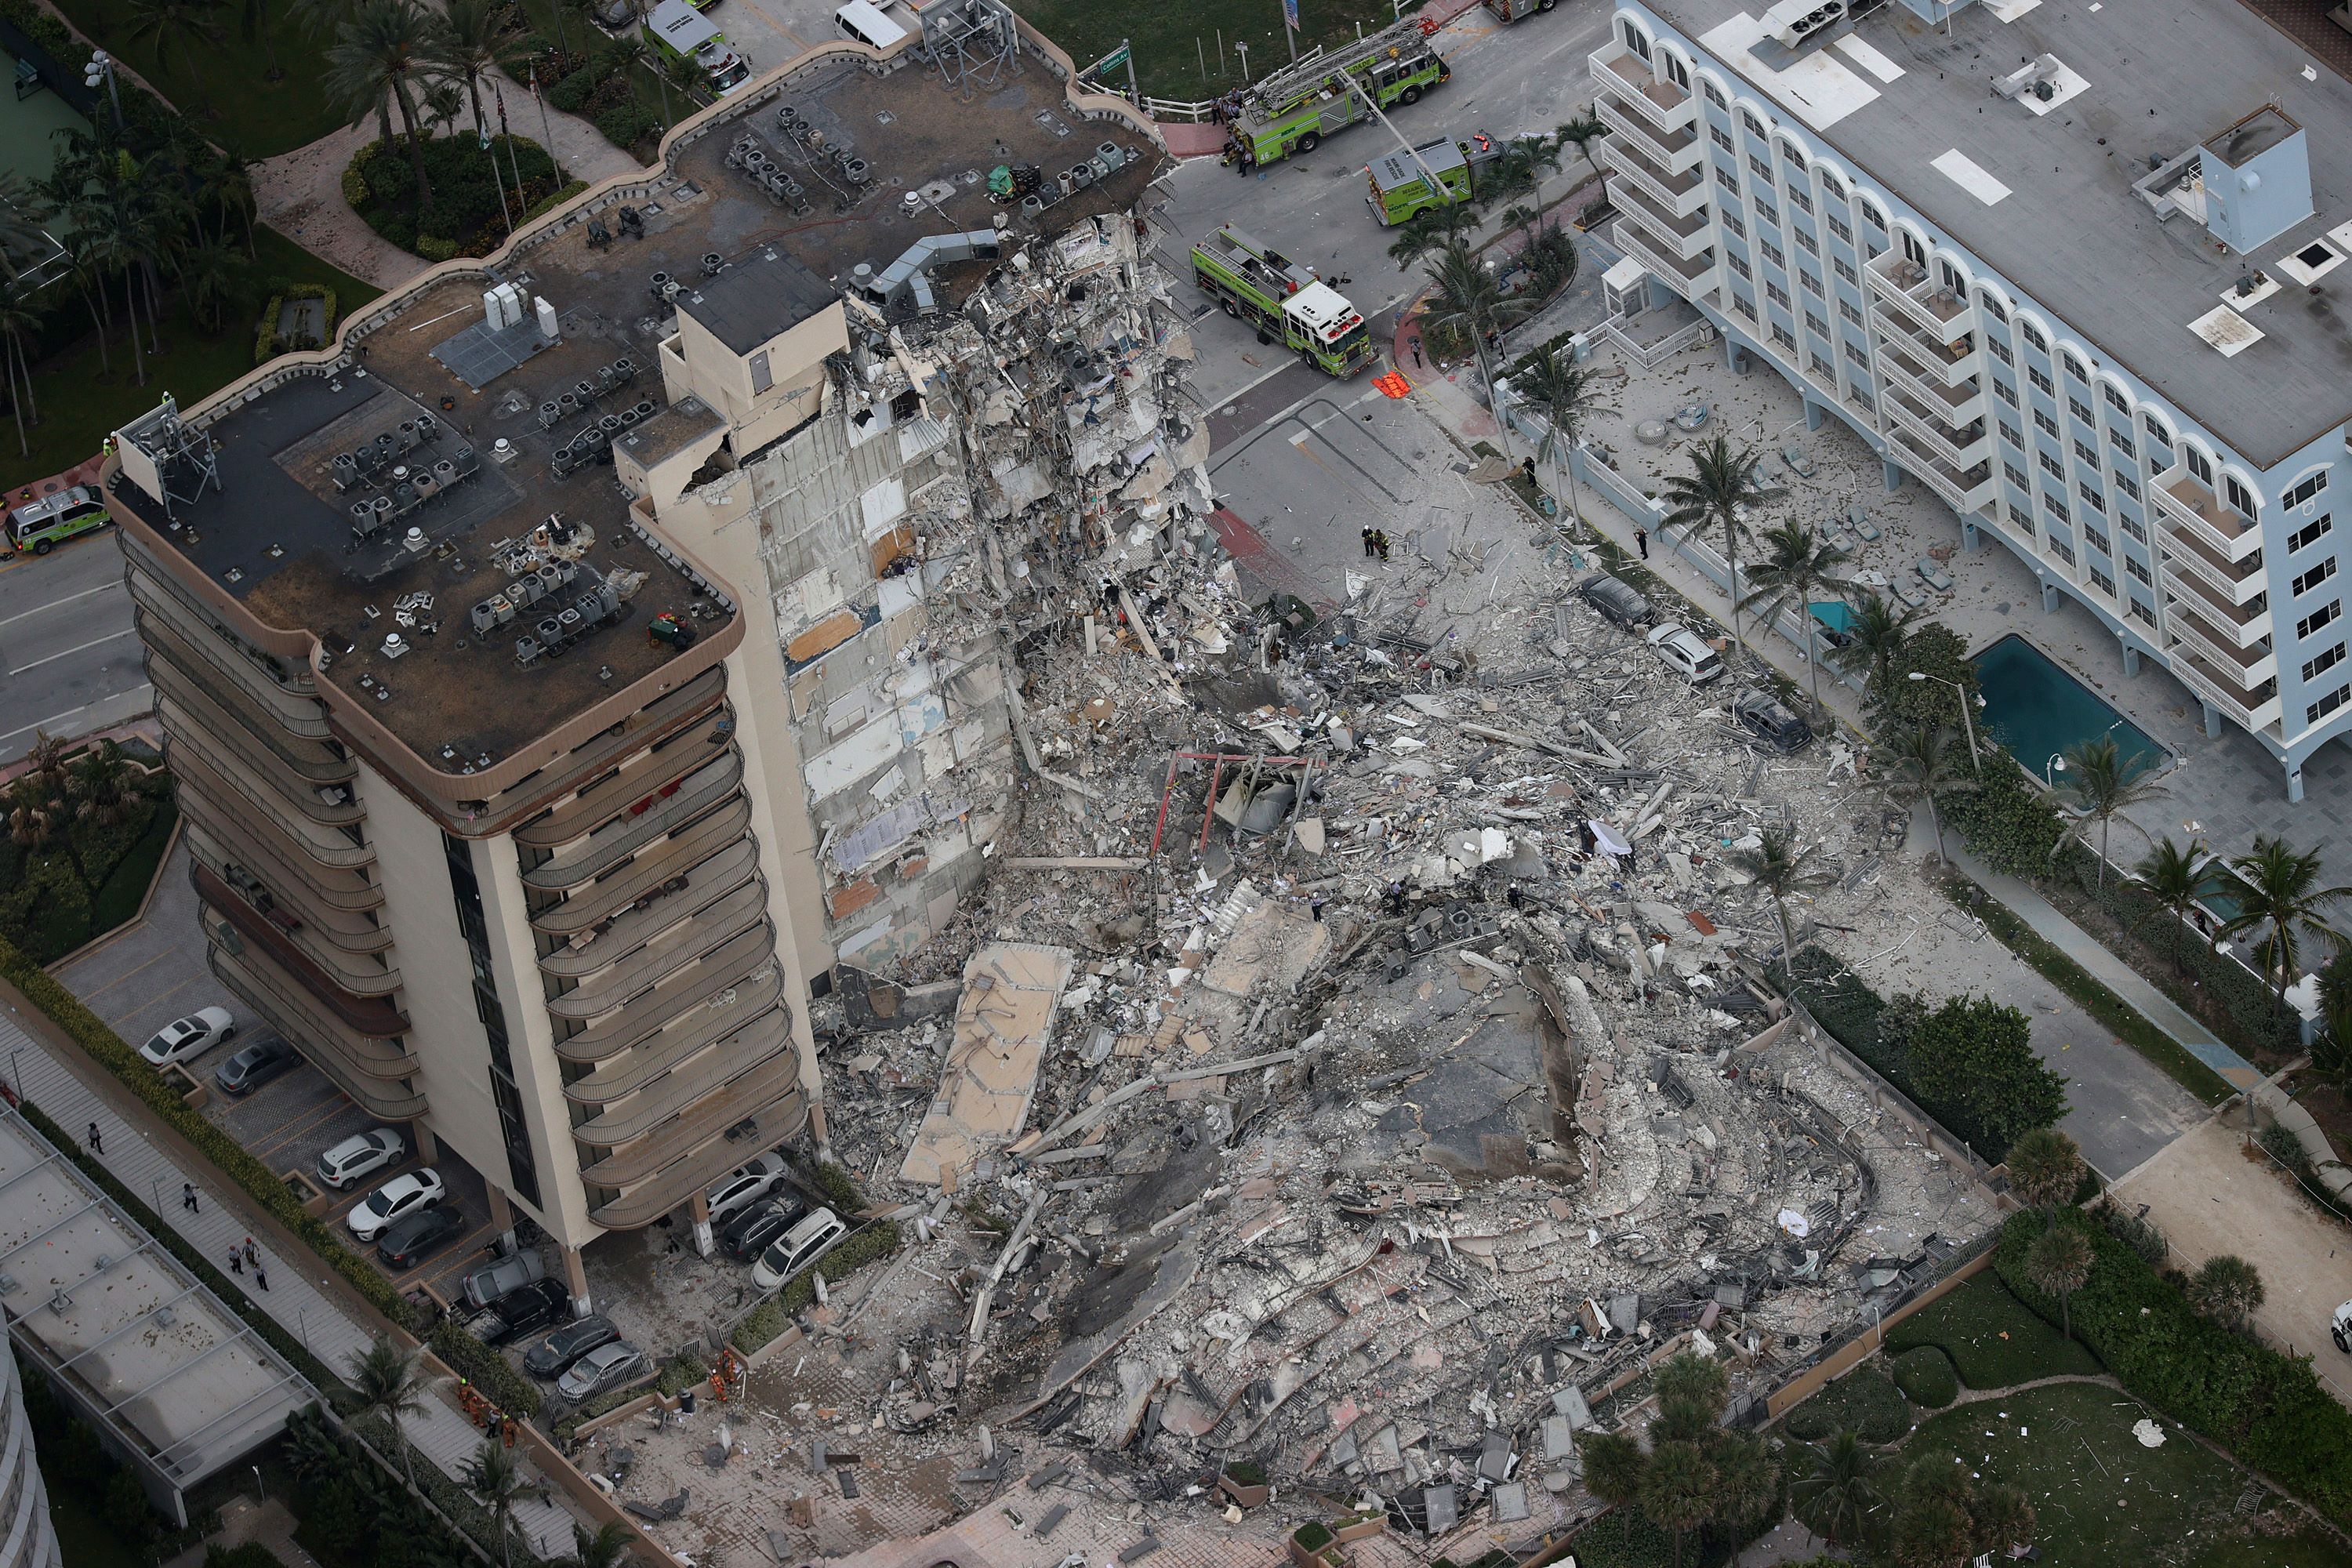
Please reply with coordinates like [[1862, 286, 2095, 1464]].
[[720, 1198, 805, 1264], [1732, 688, 1814, 753], [213, 1038, 299, 1096], [470, 1277, 572, 1345], [376, 1203, 466, 1269], [1578, 572, 1651, 631], [524, 1313, 621, 1380]]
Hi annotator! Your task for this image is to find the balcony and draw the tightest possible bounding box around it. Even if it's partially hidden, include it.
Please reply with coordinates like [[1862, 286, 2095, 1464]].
[[1597, 137, 1708, 219], [548, 923, 777, 1064], [581, 1058, 808, 1229], [2167, 646, 2282, 734], [1611, 216, 1719, 299], [545, 881, 770, 1020], [2161, 550, 2272, 644], [527, 799, 753, 936], [522, 749, 745, 892], [1871, 314, 1982, 390], [470, 667, 731, 836], [1592, 92, 1701, 175], [539, 840, 761, 980], [2154, 467, 2262, 563], [195, 858, 401, 996], [1612, 177, 1714, 260], [185, 829, 391, 955], [170, 743, 375, 873], [1881, 384, 1991, 470], [554, 959, 783, 1068], [2156, 517, 2266, 608], [1885, 424, 1995, 515], [569, 1002, 796, 1149], [146, 656, 351, 785], [1866, 251, 1974, 344], [562, 986, 789, 1105], [2165, 591, 2277, 667], [208, 945, 427, 1123], [1588, 46, 1697, 133], [158, 696, 365, 830], [130, 593, 333, 741], [516, 728, 735, 852]]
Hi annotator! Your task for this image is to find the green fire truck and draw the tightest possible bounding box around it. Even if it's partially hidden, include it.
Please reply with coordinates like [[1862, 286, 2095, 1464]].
[[1223, 16, 1450, 169], [1190, 225, 1376, 378], [1366, 131, 1505, 225]]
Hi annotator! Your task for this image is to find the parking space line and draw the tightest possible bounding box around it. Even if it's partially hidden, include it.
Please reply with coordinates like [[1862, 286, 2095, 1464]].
[[68, 947, 174, 1001], [251, 1094, 355, 1158], [7, 626, 135, 676], [106, 975, 202, 1029], [0, 579, 122, 628]]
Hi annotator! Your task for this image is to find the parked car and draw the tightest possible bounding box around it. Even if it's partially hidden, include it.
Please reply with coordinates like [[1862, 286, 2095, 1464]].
[[1732, 688, 1813, 753], [753, 1207, 848, 1292], [720, 1199, 804, 1264], [469, 1277, 572, 1345], [316, 1128, 406, 1191], [138, 1007, 236, 1068], [376, 1204, 466, 1270], [557, 1341, 649, 1403], [706, 1151, 789, 1225], [524, 1314, 622, 1380], [213, 1038, 299, 1096], [348, 1168, 447, 1242], [1646, 621, 1726, 684], [459, 1248, 548, 1311], [2334, 1300, 2352, 1355], [1577, 572, 1650, 630]]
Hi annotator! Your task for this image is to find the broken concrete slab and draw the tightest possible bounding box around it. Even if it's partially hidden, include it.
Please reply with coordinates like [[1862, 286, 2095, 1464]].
[[899, 942, 1076, 1185]]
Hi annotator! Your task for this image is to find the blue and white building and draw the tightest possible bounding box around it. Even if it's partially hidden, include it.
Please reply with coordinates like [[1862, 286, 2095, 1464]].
[[1591, 0, 2352, 798]]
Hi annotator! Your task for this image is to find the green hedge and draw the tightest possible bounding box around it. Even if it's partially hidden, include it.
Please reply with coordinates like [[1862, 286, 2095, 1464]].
[[430, 1320, 541, 1418], [1890, 1345, 1958, 1409], [593, 103, 662, 154], [1995, 1209, 2352, 1526], [0, 0, 172, 136], [254, 285, 338, 365], [731, 1297, 789, 1355], [521, 179, 590, 224], [18, 1096, 347, 1396], [728, 1163, 902, 1352], [1782, 1367, 1912, 1444]]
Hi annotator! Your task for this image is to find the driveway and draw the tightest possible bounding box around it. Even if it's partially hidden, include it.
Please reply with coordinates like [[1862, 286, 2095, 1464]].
[[2111, 1110, 2352, 1410]]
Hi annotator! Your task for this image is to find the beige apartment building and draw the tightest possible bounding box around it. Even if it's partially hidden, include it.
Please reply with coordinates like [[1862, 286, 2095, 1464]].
[[100, 13, 1185, 1296]]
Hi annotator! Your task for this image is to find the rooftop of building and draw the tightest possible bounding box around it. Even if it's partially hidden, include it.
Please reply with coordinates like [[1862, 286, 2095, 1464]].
[[1635, 0, 2352, 466], [0, 1098, 307, 1487], [111, 50, 1159, 770]]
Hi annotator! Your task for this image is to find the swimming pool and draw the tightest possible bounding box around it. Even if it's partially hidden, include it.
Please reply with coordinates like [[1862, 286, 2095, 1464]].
[[1972, 633, 2168, 780], [0, 54, 87, 185]]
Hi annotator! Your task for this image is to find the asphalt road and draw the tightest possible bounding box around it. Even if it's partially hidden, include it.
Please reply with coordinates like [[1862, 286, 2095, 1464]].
[[0, 526, 146, 764]]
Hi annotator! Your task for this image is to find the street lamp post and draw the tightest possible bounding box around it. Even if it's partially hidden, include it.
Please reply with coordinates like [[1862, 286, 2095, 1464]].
[[2044, 753, 2067, 788], [83, 51, 123, 136], [1906, 669, 1982, 771]]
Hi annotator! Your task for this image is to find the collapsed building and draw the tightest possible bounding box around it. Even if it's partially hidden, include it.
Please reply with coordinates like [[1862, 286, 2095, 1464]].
[[98, 12, 1208, 1285]]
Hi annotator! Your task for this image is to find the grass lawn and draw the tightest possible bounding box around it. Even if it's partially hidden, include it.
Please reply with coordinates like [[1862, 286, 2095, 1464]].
[[42, 0, 340, 156], [1894, 1382, 2267, 1568], [2187, 1530, 2352, 1568], [0, 775, 176, 964], [2, 227, 379, 492], [43, 1485, 149, 1568], [1886, 1272, 2104, 1390], [1008, 0, 1404, 103], [1783, 1366, 1915, 1445]]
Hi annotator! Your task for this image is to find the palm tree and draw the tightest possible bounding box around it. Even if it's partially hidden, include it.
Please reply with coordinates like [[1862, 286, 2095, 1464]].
[[1515, 344, 1604, 524], [1386, 200, 1475, 272], [461, 1437, 547, 1568], [1969, 1483, 2036, 1561], [1791, 1429, 1881, 1547], [2003, 1127, 2084, 1212], [325, 0, 441, 217], [1499, 201, 1542, 252], [69, 739, 137, 829], [1639, 1441, 1719, 1568], [1882, 723, 1975, 864], [1421, 236, 1533, 457], [2187, 1254, 2264, 1333], [1711, 1432, 1780, 1537], [1576, 1429, 1646, 1507], [2221, 835, 2352, 1017], [1830, 590, 1918, 703], [662, 48, 702, 125], [238, 0, 285, 78], [2134, 836, 2208, 975], [554, 1521, 637, 1568], [0, 172, 50, 283], [82, 191, 153, 385], [430, 0, 506, 133], [1554, 111, 1609, 205], [346, 1336, 430, 1488], [1737, 519, 1849, 707], [2051, 737, 2165, 891], [210, 147, 260, 254], [124, 0, 228, 83], [1659, 435, 1765, 655], [2024, 1225, 2093, 1341], [602, 34, 649, 78], [180, 238, 251, 332], [0, 292, 43, 456], [1728, 824, 1831, 960]]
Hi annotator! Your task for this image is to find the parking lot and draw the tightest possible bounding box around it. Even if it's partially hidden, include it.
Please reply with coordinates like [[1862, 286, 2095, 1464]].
[[55, 840, 506, 1306]]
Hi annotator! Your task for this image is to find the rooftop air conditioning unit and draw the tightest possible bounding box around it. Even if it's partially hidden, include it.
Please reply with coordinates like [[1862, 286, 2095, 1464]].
[[1764, 0, 1846, 45], [1995, 53, 2063, 101]]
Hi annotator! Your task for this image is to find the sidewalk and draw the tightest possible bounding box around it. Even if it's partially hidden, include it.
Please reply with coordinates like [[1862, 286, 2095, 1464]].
[[0, 996, 581, 1555]]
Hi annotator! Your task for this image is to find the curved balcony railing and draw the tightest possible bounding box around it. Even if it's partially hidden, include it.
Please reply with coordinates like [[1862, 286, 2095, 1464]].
[[195, 859, 401, 996], [526, 798, 753, 935], [474, 666, 729, 830], [176, 778, 385, 911], [130, 592, 334, 739], [185, 828, 394, 953], [580, 1059, 807, 1217], [545, 924, 775, 1064], [561, 994, 792, 1107], [521, 750, 744, 892], [545, 881, 770, 1020], [515, 730, 737, 851], [568, 1003, 795, 1145], [554, 960, 782, 1069], [169, 742, 374, 873], [158, 697, 365, 829], [539, 840, 760, 981], [146, 655, 353, 785], [209, 946, 427, 1122]]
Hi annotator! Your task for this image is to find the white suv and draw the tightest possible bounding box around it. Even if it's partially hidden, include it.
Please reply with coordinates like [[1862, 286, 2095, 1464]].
[[706, 1152, 789, 1225], [318, 1127, 406, 1190], [753, 1207, 848, 1291], [1646, 621, 1726, 684]]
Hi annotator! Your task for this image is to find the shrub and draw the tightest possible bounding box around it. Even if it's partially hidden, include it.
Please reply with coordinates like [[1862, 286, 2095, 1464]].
[[731, 1298, 788, 1354], [1782, 1367, 1911, 1444], [1935, 742, 2067, 878], [1996, 1209, 2352, 1527], [2092, 1200, 2169, 1265], [1294, 1522, 1334, 1551], [416, 235, 460, 262], [339, 161, 371, 207], [521, 178, 590, 224], [550, 63, 608, 113], [594, 103, 661, 153], [1904, 994, 2068, 1163], [429, 1320, 541, 1418], [655, 1351, 709, 1396], [1890, 1345, 1958, 1409], [345, 134, 560, 257]]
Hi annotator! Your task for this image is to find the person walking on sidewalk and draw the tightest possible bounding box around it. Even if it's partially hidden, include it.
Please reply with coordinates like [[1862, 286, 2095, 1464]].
[[86, 1122, 102, 1155], [243, 1236, 258, 1269], [183, 1182, 198, 1214], [1635, 528, 1649, 560], [252, 1261, 269, 1292], [227, 1247, 243, 1277]]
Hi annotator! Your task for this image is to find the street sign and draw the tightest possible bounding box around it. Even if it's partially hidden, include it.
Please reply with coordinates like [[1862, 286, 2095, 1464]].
[[1088, 43, 1131, 75]]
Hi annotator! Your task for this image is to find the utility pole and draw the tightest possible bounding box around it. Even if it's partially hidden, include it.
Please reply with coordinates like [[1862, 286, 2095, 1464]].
[[1124, 40, 1139, 107], [1282, 0, 1299, 62]]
